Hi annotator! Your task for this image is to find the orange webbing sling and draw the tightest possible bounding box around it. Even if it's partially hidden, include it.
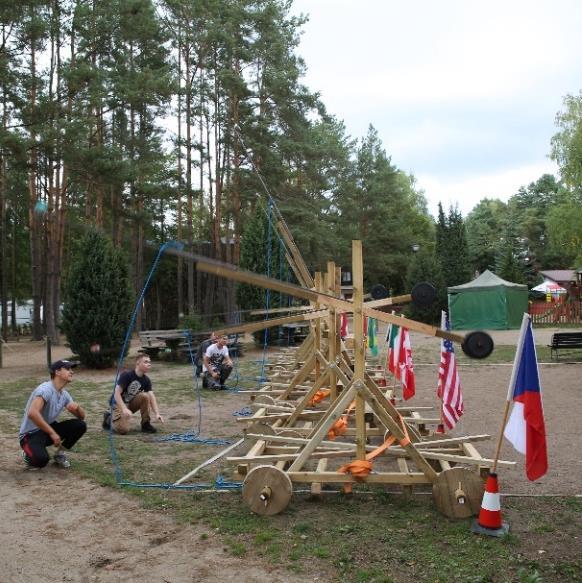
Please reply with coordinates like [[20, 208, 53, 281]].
[[339, 413, 410, 493]]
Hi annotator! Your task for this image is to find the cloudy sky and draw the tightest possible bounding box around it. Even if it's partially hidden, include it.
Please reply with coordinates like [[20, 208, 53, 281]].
[[290, 0, 582, 217]]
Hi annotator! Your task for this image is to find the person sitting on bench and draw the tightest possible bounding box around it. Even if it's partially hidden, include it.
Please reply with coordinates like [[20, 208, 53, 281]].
[[203, 335, 233, 389]]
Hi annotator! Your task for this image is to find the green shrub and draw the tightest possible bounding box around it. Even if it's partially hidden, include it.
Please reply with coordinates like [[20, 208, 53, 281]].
[[61, 229, 133, 368]]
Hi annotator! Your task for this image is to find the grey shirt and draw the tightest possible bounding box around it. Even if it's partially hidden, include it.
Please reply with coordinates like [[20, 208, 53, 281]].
[[19, 381, 72, 438]]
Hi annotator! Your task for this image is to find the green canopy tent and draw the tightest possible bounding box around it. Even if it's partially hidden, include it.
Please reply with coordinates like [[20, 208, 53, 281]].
[[448, 270, 528, 330]]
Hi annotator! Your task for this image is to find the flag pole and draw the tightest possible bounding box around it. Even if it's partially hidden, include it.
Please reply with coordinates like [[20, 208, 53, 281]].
[[491, 313, 530, 473]]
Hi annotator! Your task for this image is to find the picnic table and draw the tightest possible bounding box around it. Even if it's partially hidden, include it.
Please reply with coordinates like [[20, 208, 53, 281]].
[[138, 329, 243, 361]]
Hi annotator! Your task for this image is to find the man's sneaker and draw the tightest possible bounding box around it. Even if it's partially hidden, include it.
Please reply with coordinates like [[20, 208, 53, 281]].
[[102, 411, 111, 430], [141, 421, 157, 434], [53, 451, 71, 469]]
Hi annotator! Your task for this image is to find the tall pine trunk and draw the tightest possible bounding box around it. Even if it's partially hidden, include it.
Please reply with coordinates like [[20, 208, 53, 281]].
[[28, 38, 43, 341]]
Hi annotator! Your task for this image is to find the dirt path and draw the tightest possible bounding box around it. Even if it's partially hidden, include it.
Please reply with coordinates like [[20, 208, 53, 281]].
[[0, 421, 317, 583]]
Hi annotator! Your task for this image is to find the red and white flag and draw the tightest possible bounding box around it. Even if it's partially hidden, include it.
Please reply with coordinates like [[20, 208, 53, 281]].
[[437, 311, 464, 429], [340, 313, 348, 338], [398, 327, 415, 400]]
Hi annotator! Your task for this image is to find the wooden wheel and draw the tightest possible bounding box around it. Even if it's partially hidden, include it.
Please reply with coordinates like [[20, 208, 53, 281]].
[[274, 399, 296, 410], [276, 429, 303, 439], [432, 467, 483, 519], [246, 422, 276, 437], [242, 465, 293, 516], [254, 395, 276, 406]]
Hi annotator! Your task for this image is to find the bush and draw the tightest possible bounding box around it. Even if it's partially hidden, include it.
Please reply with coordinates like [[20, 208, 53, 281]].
[[61, 230, 133, 368]]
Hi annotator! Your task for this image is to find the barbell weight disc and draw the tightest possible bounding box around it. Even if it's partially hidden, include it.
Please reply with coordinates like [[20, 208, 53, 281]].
[[410, 282, 437, 307], [461, 331, 494, 359], [370, 283, 389, 300]]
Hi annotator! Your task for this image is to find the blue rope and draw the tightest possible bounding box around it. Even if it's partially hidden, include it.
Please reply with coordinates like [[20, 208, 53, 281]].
[[118, 474, 242, 491], [107, 241, 235, 492], [107, 241, 183, 483], [232, 406, 253, 417], [156, 330, 230, 445]]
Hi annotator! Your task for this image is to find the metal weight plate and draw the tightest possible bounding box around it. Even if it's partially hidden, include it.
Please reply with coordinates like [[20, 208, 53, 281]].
[[461, 331, 494, 359], [411, 282, 436, 307], [370, 284, 389, 300]]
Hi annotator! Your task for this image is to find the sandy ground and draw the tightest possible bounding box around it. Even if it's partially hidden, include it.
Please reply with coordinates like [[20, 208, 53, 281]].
[[0, 327, 581, 582], [0, 339, 319, 583]]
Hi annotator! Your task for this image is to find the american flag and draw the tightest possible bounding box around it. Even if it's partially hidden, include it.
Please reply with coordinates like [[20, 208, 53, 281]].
[[437, 311, 464, 429]]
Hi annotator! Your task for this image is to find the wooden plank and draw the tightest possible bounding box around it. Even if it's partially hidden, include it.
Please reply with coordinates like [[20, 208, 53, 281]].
[[212, 309, 328, 337], [415, 451, 516, 468], [359, 380, 438, 481], [462, 442, 483, 460], [397, 458, 414, 496], [287, 383, 358, 471], [284, 366, 332, 427], [311, 459, 329, 496], [279, 354, 317, 401], [363, 294, 412, 309], [228, 450, 353, 463], [287, 471, 432, 485], [276, 219, 314, 288], [351, 241, 367, 461]]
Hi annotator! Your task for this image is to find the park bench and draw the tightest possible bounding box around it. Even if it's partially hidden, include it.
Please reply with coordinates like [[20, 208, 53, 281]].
[[548, 332, 582, 360]]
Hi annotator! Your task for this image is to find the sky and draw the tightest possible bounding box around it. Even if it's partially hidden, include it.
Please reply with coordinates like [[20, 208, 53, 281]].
[[290, 0, 582, 217]]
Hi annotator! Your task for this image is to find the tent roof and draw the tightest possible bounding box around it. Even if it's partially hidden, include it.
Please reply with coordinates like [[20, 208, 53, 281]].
[[448, 269, 528, 292]]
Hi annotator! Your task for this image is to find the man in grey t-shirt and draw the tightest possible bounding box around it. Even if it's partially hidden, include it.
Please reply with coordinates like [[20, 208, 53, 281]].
[[19, 360, 86, 469]]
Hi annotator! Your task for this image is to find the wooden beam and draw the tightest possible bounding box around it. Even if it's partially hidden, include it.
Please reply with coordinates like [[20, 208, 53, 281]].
[[212, 309, 328, 337], [163, 246, 468, 344], [287, 471, 431, 485]]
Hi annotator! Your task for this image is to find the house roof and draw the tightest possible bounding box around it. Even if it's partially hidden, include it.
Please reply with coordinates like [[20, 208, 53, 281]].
[[448, 269, 527, 292], [540, 270, 575, 283]]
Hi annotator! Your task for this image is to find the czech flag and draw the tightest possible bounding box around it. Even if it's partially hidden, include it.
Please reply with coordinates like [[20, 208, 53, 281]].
[[503, 315, 548, 481]]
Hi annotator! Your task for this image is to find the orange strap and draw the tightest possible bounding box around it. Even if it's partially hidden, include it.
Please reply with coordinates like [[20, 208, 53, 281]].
[[327, 416, 348, 440], [338, 459, 373, 493], [338, 413, 411, 492], [309, 389, 330, 406]]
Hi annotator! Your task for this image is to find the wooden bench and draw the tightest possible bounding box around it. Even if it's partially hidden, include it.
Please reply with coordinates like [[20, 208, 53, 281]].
[[548, 332, 582, 360]]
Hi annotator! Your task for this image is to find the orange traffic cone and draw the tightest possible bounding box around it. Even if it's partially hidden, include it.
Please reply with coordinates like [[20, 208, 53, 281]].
[[471, 472, 509, 537]]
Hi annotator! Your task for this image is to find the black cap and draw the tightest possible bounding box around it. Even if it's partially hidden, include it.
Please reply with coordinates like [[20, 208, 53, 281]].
[[49, 359, 78, 373]]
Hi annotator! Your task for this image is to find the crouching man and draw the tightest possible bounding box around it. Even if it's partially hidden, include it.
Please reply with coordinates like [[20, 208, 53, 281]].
[[203, 335, 233, 390], [109, 354, 164, 434], [19, 359, 87, 469]]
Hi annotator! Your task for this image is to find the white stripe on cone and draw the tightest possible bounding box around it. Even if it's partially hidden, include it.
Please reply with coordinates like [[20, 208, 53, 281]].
[[481, 491, 501, 512]]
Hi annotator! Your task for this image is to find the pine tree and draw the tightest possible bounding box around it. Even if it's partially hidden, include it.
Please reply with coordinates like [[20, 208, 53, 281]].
[[436, 204, 472, 287], [61, 230, 133, 368], [236, 203, 285, 311], [405, 248, 446, 324]]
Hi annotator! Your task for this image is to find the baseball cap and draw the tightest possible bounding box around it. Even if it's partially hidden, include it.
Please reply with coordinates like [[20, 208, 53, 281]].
[[49, 359, 78, 373]]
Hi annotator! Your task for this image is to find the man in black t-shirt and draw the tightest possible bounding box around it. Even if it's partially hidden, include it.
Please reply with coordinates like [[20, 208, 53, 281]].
[[106, 354, 164, 434]]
